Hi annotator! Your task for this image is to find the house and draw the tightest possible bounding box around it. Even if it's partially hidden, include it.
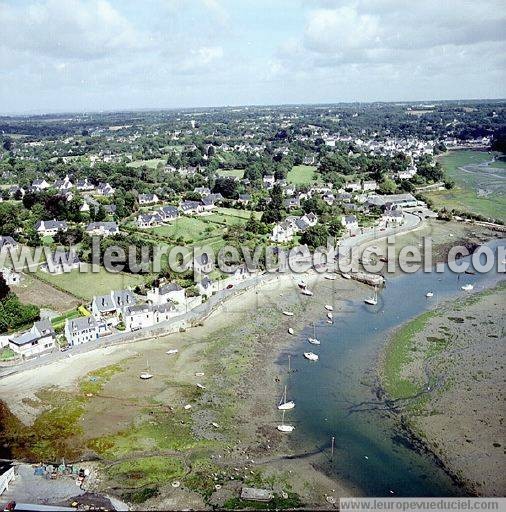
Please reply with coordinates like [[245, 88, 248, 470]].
[[137, 212, 162, 228], [271, 220, 295, 243], [383, 208, 405, 225], [91, 289, 137, 322], [1, 267, 20, 285], [35, 219, 68, 236], [323, 193, 335, 205], [341, 215, 359, 232], [80, 196, 100, 214], [284, 197, 301, 210], [86, 221, 119, 237], [197, 276, 214, 297], [362, 180, 378, 192], [104, 204, 117, 215], [371, 193, 418, 209], [346, 182, 362, 192], [54, 175, 73, 192], [194, 252, 214, 274], [154, 302, 178, 322], [158, 205, 179, 222], [32, 179, 51, 191], [237, 193, 251, 205], [97, 182, 115, 196], [263, 175, 275, 189], [0, 236, 17, 251], [76, 178, 95, 191], [64, 316, 100, 346], [8, 185, 25, 198], [336, 192, 352, 203], [303, 155, 316, 165], [201, 195, 219, 211], [138, 193, 160, 205], [124, 304, 154, 331], [9, 319, 56, 358], [180, 200, 203, 214], [147, 282, 185, 306], [301, 212, 318, 227], [40, 250, 80, 274], [194, 186, 211, 197]]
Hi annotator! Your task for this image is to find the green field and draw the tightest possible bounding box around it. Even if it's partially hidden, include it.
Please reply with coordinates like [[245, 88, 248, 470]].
[[148, 216, 220, 243], [286, 165, 319, 185], [36, 266, 147, 300], [216, 168, 244, 179], [425, 150, 506, 222], [127, 158, 165, 169]]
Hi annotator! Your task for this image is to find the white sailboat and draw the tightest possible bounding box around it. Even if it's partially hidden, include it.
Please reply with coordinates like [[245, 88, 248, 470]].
[[327, 311, 333, 320], [278, 385, 295, 410], [140, 359, 153, 380], [166, 349, 178, 355], [288, 327, 294, 335], [461, 284, 474, 291], [277, 410, 295, 432], [325, 305, 333, 311], [301, 289, 314, 296], [308, 323, 320, 345], [342, 273, 352, 280], [364, 286, 378, 306], [425, 292, 434, 298], [283, 311, 294, 316], [325, 274, 337, 281], [304, 351, 319, 361]]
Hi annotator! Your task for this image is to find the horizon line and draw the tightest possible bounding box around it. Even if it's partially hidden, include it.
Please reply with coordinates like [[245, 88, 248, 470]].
[[1, 97, 505, 119]]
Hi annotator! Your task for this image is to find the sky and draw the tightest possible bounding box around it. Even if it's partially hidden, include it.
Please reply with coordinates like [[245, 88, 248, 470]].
[[1, 0, 505, 114]]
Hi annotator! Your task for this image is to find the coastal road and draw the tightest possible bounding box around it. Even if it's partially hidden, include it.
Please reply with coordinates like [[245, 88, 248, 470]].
[[0, 213, 423, 378]]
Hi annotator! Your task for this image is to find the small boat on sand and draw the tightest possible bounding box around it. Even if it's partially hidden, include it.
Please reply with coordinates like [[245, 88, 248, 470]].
[[364, 287, 378, 306], [288, 328, 294, 335], [325, 305, 333, 311], [297, 281, 307, 289], [342, 273, 352, 280], [461, 284, 474, 291], [426, 292, 434, 298], [325, 275, 337, 281], [140, 359, 153, 379], [277, 410, 295, 432], [304, 352, 319, 361], [166, 349, 178, 355], [278, 385, 295, 410], [283, 311, 294, 316], [301, 289, 314, 296], [327, 312, 333, 320]]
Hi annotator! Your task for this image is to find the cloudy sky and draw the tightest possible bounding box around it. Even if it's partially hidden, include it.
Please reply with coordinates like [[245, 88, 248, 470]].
[[1, 0, 505, 113]]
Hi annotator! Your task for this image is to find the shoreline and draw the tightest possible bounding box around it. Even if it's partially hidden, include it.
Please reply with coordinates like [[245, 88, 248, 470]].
[[377, 280, 505, 497]]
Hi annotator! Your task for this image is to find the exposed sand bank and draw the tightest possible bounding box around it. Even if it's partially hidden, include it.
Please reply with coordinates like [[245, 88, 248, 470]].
[[380, 282, 506, 496]]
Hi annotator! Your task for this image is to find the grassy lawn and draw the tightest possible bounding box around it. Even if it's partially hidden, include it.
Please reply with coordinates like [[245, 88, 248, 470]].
[[127, 158, 165, 169], [287, 165, 319, 185], [215, 207, 261, 219], [36, 266, 147, 300], [216, 168, 244, 179], [148, 216, 220, 243], [426, 150, 506, 222]]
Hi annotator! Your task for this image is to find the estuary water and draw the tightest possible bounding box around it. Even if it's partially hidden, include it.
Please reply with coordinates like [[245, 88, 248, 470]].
[[282, 239, 505, 496]]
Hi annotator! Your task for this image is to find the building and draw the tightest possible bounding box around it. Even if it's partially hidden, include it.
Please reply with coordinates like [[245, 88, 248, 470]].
[[1, 267, 21, 286], [362, 180, 378, 192], [85, 221, 119, 237], [0, 236, 17, 251], [383, 208, 405, 225], [97, 182, 115, 196], [40, 250, 80, 274], [138, 193, 160, 205], [158, 205, 179, 222], [123, 304, 154, 331], [137, 212, 162, 228], [341, 215, 359, 232], [35, 219, 68, 236], [194, 252, 214, 274], [180, 200, 203, 215], [32, 179, 51, 191], [263, 175, 275, 189], [64, 316, 100, 346], [76, 178, 95, 191], [237, 193, 251, 205], [194, 187, 211, 197], [9, 320, 56, 358], [147, 282, 185, 306], [91, 289, 137, 323], [271, 220, 295, 243]]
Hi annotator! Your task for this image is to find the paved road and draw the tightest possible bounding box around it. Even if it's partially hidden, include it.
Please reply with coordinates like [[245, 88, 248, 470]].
[[0, 213, 423, 379]]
